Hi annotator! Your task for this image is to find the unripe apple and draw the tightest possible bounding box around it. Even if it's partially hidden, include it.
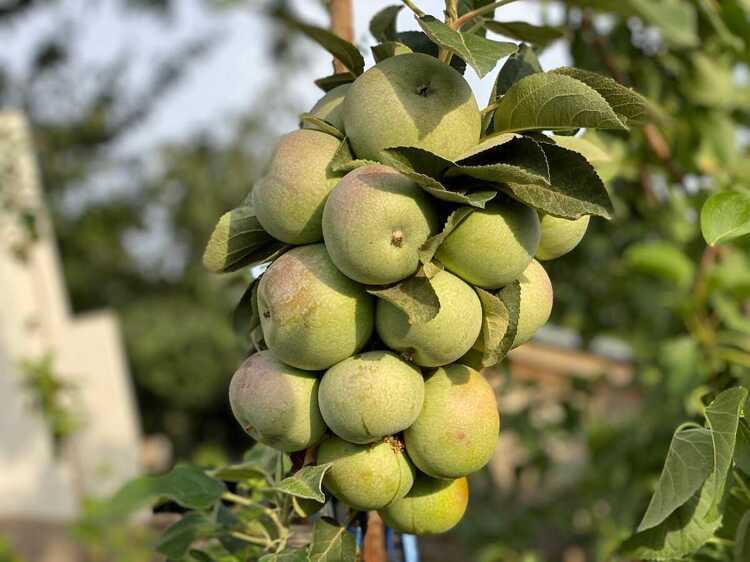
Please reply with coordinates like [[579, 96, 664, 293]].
[[405, 363, 499, 478], [317, 436, 415, 511], [253, 130, 340, 244], [536, 214, 590, 261], [379, 474, 469, 535], [436, 201, 540, 289], [376, 270, 482, 367], [228, 350, 325, 452], [318, 351, 424, 444], [343, 53, 481, 162], [322, 164, 439, 285], [257, 244, 374, 370]]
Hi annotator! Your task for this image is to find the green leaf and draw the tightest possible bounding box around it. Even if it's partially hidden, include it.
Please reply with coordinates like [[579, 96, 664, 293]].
[[210, 461, 268, 483], [274, 12, 364, 76], [619, 486, 722, 560], [623, 389, 748, 559], [700, 192, 750, 246], [637, 427, 714, 532], [624, 241, 695, 288], [502, 143, 614, 219], [371, 41, 413, 62], [417, 15, 517, 78], [233, 279, 260, 343], [298, 114, 344, 140], [275, 463, 333, 503], [475, 287, 510, 367], [493, 72, 627, 133], [309, 517, 357, 562], [202, 207, 286, 273], [367, 268, 441, 325], [369, 5, 402, 42], [551, 67, 652, 126], [420, 207, 474, 265], [89, 465, 227, 524], [703, 387, 748, 516], [496, 280, 522, 356], [315, 73, 356, 93], [484, 21, 564, 47], [490, 43, 542, 100], [259, 550, 311, 562], [157, 513, 219, 560]]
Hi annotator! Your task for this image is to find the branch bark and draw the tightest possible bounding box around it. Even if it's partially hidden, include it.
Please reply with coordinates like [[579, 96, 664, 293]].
[[329, 0, 354, 74]]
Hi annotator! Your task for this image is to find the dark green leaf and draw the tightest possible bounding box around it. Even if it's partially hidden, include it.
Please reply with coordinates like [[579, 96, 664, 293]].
[[392, 31, 468, 74], [369, 5, 403, 42], [274, 12, 364, 76], [501, 143, 614, 219], [275, 463, 333, 503], [475, 287, 510, 367], [735, 510, 750, 562], [452, 136, 551, 187], [367, 268, 441, 325], [88, 465, 226, 524], [735, 420, 750, 476], [371, 41, 413, 62], [493, 72, 627, 133], [497, 280, 522, 356], [490, 43, 542, 100], [203, 206, 286, 273], [381, 146, 496, 208], [298, 113, 344, 139], [420, 207, 474, 265], [309, 517, 357, 562], [315, 73, 356, 93], [551, 67, 652, 126], [548, 135, 611, 163], [484, 21, 565, 47], [418, 15, 517, 78], [700, 192, 750, 246], [157, 513, 218, 560], [637, 427, 714, 532], [210, 461, 268, 483]]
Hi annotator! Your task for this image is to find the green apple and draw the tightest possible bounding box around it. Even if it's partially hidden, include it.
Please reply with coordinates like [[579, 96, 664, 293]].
[[536, 214, 590, 261]]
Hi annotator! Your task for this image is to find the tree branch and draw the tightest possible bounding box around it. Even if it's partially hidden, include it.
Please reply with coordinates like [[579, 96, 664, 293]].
[[329, 0, 353, 74]]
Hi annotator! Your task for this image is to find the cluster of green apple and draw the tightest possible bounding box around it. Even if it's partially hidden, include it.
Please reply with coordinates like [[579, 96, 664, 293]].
[[227, 53, 589, 535]]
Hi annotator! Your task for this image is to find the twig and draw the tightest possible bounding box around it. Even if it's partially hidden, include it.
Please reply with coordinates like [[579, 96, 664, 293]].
[[452, 0, 519, 30], [400, 0, 426, 18]]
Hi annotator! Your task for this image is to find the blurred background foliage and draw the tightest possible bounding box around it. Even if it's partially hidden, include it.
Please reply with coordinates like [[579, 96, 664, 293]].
[[2, 0, 750, 561]]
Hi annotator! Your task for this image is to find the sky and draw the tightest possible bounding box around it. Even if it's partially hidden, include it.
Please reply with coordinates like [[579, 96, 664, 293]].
[[1, 0, 569, 155]]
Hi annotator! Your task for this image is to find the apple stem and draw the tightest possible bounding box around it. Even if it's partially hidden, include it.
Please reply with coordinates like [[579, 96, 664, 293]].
[[452, 0, 520, 30]]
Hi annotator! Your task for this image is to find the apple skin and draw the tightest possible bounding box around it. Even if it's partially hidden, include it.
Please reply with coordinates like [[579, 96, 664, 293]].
[[322, 164, 439, 285], [343, 53, 481, 162], [253, 129, 340, 244], [536, 214, 590, 261]]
